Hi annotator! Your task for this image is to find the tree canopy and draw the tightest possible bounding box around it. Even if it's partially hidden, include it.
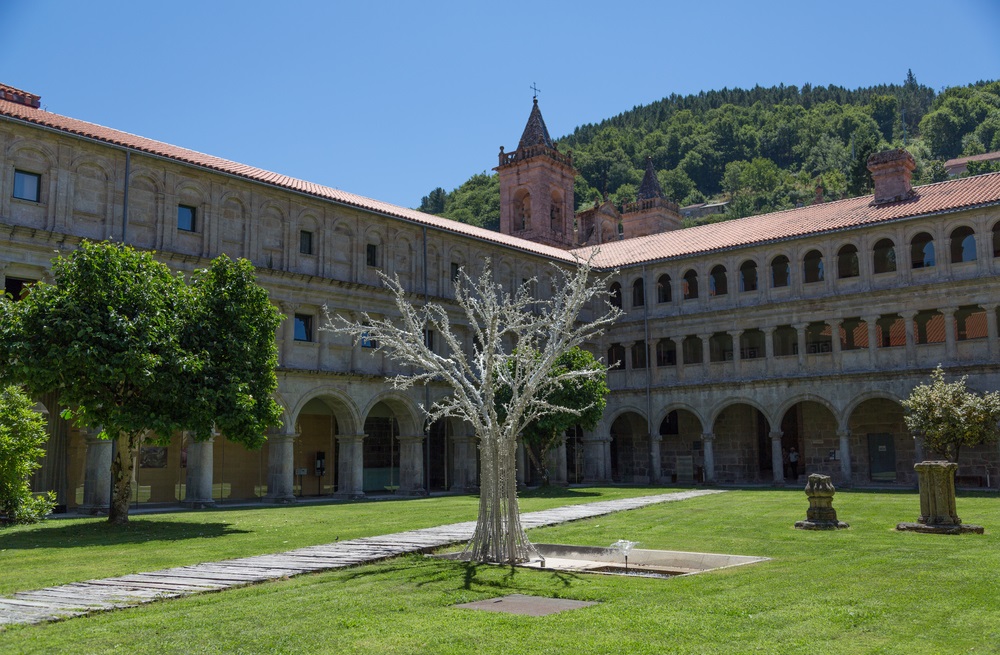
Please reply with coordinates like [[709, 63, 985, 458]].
[[0, 241, 282, 523], [0, 385, 54, 524], [902, 366, 1000, 462]]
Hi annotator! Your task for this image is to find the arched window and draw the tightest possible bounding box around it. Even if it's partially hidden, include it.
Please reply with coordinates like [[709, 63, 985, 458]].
[[993, 223, 1000, 257], [656, 274, 672, 303], [911, 232, 935, 269], [771, 255, 790, 288], [837, 244, 859, 278], [872, 238, 897, 274], [607, 343, 625, 369], [549, 191, 563, 234], [655, 339, 676, 366], [739, 260, 758, 292], [514, 190, 531, 230], [631, 341, 648, 368], [609, 282, 622, 309], [950, 226, 977, 263], [632, 278, 645, 308], [803, 250, 824, 283], [682, 269, 699, 300], [709, 265, 728, 296]]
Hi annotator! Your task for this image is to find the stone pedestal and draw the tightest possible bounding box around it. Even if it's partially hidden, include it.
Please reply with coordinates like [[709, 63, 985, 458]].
[[795, 474, 849, 530], [897, 461, 983, 534]]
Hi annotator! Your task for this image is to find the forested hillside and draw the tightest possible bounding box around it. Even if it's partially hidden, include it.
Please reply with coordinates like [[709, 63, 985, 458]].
[[418, 73, 1000, 230]]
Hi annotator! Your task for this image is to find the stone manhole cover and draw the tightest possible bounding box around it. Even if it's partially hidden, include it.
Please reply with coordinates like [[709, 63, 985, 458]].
[[453, 594, 597, 616]]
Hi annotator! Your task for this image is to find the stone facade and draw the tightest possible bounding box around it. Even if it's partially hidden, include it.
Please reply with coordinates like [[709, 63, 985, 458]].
[[3, 90, 1000, 511]]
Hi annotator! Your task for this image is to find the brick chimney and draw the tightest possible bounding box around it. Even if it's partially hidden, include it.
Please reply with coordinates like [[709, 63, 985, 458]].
[[867, 148, 916, 205]]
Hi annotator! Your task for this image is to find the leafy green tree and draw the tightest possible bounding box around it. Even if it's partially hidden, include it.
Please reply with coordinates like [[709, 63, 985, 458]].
[[0, 385, 55, 524], [496, 347, 608, 486], [1, 242, 282, 524], [418, 187, 447, 214], [902, 366, 1000, 462]]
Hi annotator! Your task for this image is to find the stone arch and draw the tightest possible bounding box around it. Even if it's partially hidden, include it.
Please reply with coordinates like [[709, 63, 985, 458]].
[[803, 248, 825, 283], [219, 193, 248, 258], [775, 393, 839, 429], [362, 391, 422, 437], [127, 173, 161, 249], [845, 393, 911, 485], [513, 187, 531, 230], [769, 253, 791, 288], [872, 237, 898, 274], [330, 219, 355, 282], [710, 399, 774, 483], [836, 241, 860, 278], [654, 402, 706, 434], [738, 258, 759, 292], [174, 178, 209, 201], [607, 408, 650, 483], [949, 224, 977, 263], [909, 231, 936, 269], [842, 390, 903, 431], [289, 387, 362, 436], [7, 142, 56, 167], [709, 397, 775, 430], [259, 201, 287, 269], [71, 157, 113, 237]]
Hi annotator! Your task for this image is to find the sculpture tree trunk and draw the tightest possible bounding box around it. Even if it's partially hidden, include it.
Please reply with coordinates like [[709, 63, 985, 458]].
[[464, 432, 535, 564]]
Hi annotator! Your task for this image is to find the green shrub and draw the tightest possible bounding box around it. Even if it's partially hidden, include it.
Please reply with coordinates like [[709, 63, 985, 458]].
[[0, 385, 54, 524]]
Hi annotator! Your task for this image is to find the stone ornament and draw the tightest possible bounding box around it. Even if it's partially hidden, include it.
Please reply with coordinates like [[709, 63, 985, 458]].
[[897, 461, 984, 534], [794, 473, 849, 530]]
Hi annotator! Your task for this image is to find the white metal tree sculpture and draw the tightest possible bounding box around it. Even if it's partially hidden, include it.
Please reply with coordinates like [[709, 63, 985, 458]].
[[324, 256, 620, 564]]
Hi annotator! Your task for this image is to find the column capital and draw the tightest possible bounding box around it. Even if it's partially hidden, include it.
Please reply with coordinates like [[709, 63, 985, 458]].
[[828, 316, 843, 327], [279, 301, 299, 315], [761, 325, 777, 335], [941, 306, 959, 317], [701, 432, 715, 442], [793, 322, 809, 331], [769, 430, 783, 440], [899, 309, 919, 320], [697, 333, 712, 341], [727, 329, 743, 338], [861, 314, 879, 324], [836, 429, 851, 438]]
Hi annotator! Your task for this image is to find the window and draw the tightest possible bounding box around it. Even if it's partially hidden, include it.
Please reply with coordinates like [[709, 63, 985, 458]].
[[950, 226, 977, 263], [177, 204, 196, 232], [607, 343, 625, 369], [709, 265, 727, 296], [837, 245, 859, 278], [709, 332, 733, 362], [876, 314, 905, 347], [770, 256, 790, 288], [872, 239, 896, 274], [806, 322, 832, 354], [682, 335, 703, 364], [656, 339, 676, 366], [293, 314, 313, 342], [632, 278, 645, 307], [911, 232, 935, 268], [656, 274, 671, 303], [361, 330, 378, 349], [682, 270, 698, 300], [773, 325, 797, 356], [914, 310, 945, 344], [424, 329, 435, 351], [839, 318, 869, 351], [13, 170, 40, 202], [366, 243, 379, 267], [803, 250, 824, 283], [450, 262, 461, 281], [739, 261, 757, 292], [740, 329, 764, 359], [4, 277, 34, 301], [993, 223, 1000, 258], [299, 230, 313, 255], [609, 282, 622, 309], [631, 341, 647, 369], [956, 305, 988, 341]]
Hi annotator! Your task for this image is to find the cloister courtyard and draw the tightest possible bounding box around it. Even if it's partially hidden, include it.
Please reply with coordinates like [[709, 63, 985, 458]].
[[1, 486, 997, 654]]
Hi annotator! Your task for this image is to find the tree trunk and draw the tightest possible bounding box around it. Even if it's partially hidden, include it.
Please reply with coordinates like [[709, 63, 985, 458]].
[[464, 431, 536, 564], [108, 431, 135, 525], [524, 444, 549, 487]]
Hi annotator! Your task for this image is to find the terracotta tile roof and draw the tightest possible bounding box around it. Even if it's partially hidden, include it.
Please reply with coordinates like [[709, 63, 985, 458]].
[[945, 151, 1000, 168], [0, 97, 577, 263], [576, 172, 1000, 268]]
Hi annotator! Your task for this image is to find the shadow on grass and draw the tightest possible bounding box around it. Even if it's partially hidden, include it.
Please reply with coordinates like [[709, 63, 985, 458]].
[[1, 520, 249, 549], [519, 486, 603, 499]]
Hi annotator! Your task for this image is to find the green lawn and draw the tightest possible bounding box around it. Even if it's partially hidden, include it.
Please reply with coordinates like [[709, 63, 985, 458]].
[[2, 489, 998, 654]]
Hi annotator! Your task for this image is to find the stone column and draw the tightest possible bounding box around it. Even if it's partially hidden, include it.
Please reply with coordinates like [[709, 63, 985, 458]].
[[863, 314, 879, 366], [449, 434, 479, 492], [699, 333, 711, 376], [80, 428, 112, 514], [728, 330, 742, 376], [901, 310, 918, 366], [837, 429, 852, 485], [762, 326, 776, 375], [649, 434, 662, 485], [184, 434, 216, 508], [546, 434, 569, 486], [516, 440, 527, 486], [265, 432, 298, 503], [702, 432, 716, 483], [985, 303, 999, 359], [942, 306, 958, 361], [794, 323, 808, 366], [334, 434, 366, 499], [279, 302, 298, 367], [770, 430, 785, 485], [397, 434, 428, 496], [581, 432, 610, 483], [830, 318, 843, 371], [916, 461, 960, 525]]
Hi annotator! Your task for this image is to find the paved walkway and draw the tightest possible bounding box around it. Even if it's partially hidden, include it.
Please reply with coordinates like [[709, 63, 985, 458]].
[[0, 489, 723, 627]]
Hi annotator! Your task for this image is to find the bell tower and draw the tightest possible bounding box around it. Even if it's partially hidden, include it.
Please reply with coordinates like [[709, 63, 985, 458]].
[[496, 98, 577, 249]]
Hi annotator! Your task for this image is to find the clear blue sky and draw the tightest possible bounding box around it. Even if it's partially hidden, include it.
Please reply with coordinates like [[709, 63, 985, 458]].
[[2, 1, 998, 208]]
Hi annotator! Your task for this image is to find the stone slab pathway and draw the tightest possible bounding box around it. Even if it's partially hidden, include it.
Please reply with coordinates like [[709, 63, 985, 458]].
[[0, 489, 722, 627]]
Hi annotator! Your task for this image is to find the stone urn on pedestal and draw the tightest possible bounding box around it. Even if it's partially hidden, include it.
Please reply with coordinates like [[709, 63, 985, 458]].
[[794, 474, 849, 530], [896, 461, 983, 534]]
